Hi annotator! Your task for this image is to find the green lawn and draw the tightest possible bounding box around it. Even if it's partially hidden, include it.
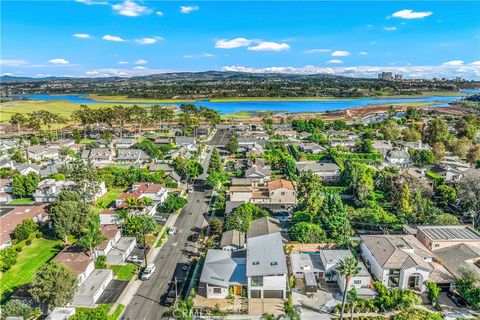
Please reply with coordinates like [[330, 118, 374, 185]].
[[96, 188, 125, 208], [8, 198, 34, 205], [110, 264, 139, 281], [0, 237, 64, 294], [110, 304, 125, 319]]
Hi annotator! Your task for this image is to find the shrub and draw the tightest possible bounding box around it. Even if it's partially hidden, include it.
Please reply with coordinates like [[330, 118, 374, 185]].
[[95, 255, 107, 269], [26, 239, 32, 245], [13, 218, 38, 241], [0, 246, 19, 271], [36, 231, 43, 238], [15, 246, 22, 252]]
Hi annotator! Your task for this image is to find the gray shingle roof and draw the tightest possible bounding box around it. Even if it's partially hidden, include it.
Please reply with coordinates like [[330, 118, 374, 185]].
[[418, 225, 480, 241], [221, 230, 246, 248], [247, 217, 283, 239], [200, 250, 247, 288]]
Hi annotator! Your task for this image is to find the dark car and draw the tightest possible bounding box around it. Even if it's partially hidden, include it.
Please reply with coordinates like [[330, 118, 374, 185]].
[[188, 232, 200, 242], [164, 290, 176, 307], [448, 291, 468, 308]]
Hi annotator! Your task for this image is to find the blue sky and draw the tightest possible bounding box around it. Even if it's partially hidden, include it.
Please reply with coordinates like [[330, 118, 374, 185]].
[[1, 1, 479, 79]]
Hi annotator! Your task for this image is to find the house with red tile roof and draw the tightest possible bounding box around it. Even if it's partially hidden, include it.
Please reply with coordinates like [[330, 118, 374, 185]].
[[0, 205, 48, 249]]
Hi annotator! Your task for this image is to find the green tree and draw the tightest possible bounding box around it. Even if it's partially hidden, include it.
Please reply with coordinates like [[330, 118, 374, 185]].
[[398, 183, 413, 221], [457, 171, 480, 228], [13, 218, 38, 241], [124, 214, 157, 265], [78, 213, 105, 258], [49, 199, 87, 243], [425, 281, 440, 305], [30, 262, 78, 309], [1, 299, 41, 320], [227, 134, 239, 154], [9, 113, 27, 132], [12, 174, 26, 198], [412, 150, 436, 166], [341, 161, 375, 203], [296, 170, 323, 215], [456, 268, 480, 308], [432, 142, 446, 160], [424, 117, 450, 146], [337, 257, 361, 320], [318, 192, 350, 243], [289, 222, 326, 243], [158, 194, 187, 214], [224, 203, 268, 233], [206, 172, 229, 190], [208, 148, 223, 174], [0, 246, 19, 271], [435, 184, 457, 205]]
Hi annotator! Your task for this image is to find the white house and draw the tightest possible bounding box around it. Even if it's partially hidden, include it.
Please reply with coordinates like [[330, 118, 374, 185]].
[[247, 233, 287, 299], [295, 162, 341, 182], [360, 235, 454, 292], [0, 178, 13, 202], [81, 148, 114, 165], [33, 179, 75, 203], [386, 148, 411, 165]]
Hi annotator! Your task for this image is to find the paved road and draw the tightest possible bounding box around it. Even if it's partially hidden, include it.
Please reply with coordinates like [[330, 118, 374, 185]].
[[206, 128, 232, 146], [122, 151, 212, 320]]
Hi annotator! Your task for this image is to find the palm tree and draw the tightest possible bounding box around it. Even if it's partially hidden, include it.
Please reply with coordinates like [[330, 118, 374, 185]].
[[141, 197, 154, 207], [124, 197, 141, 211], [337, 256, 361, 320], [113, 209, 129, 233], [78, 214, 106, 258], [347, 288, 358, 320]]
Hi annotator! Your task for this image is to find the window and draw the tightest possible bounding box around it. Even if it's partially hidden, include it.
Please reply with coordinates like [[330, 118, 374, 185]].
[[253, 261, 260, 265], [251, 276, 263, 287], [353, 280, 361, 285], [271, 262, 278, 266], [434, 244, 439, 248], [281, 192, 285, 196], [213, 288, 222, 294]]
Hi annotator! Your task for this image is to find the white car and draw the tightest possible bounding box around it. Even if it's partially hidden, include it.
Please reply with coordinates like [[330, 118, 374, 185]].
[[141, 263, 156, 280], [168, 227, 177, 235], [127, 255, 143, 264], [188, 186, 194, 194]]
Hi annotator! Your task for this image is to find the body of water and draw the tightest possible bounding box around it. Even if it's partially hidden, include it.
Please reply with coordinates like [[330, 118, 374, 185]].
[[14, 91, 475, 114]]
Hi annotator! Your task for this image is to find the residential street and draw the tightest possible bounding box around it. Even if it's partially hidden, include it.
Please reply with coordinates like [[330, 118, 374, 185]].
[[122, 151, 212, 320]]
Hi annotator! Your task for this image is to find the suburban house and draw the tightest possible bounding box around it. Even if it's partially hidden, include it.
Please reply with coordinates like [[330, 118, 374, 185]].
[[295, 161, 341, 182], [116, 149, 151, 164], [0, 178, 13, 202], [429, 165, 463, 183], [398, 141, 430, 151], [15, 163, 41, 175], [416, 225, 480, 251], [372, 140, 393, 155], [361, 235, 454, 292], [290, 253, 324, 292], [33, 179, 107, 203], [320, 250, 375, 296], [115, 182, 168, 213], [220, 230, 246, 251], [0, 205, 48, 249], [26, 145, 59, 161], [53, 246, 113, 306], [98, 225, 137, 264], [33, 179, 75, 203], [175, 136, 197, 152], [327, 131, 358, 149], [295, 142, 325, 154], [199, 249, 247, 298], [115, 138, 137, 149], [247, 216, 284, 240], [244, 159, 271, 183], [246, 232, 287, 299], [81, 148, 114, 165], [386, 148, 411, 165], [227, 179, 296, 213]]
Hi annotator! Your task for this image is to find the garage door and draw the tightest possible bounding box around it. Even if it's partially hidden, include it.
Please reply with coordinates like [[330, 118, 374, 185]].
[[263, 290, 283, 298], [250, 290, 261, 298]]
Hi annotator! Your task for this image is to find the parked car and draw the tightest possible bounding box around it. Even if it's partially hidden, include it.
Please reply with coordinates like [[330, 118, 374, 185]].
[[141, 263, 156, 280], [188, 232, 199, 242], [164, 289, 176, 307], [168, 227, 177, 235], [448, 291, 468, 308], [127, 255, 143, 264]]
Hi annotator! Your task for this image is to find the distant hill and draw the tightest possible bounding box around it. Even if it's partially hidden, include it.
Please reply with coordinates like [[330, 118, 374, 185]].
[[0, 71, 355, 83]]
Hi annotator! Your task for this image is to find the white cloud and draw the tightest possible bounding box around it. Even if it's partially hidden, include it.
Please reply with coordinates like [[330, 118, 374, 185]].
[[117, 61, 129, 64], [384, 26, 397, 31], [75, 0, 109, 5], [156, 11, 164, 16], [102, 34, 126, 42], [112, 0, 151, 17], [215, 38, 253, 49], [469, 61, 480, 66], [305, 49, 331, 54], [327, 59, 343, 64], [247, 41, 290, 52], [183, 53, 216, 58], [73, 33, 91, 39], [84, 67, 166, 77], [331, 50, 350, 57], [369, 41, 377, 45], [133, 66, 148, 70], [221, 64, 480, 80], [134, 36, 163, 45], [36, 73, 51, 77], [390, 9, 433, 19], [134, 59, 148, 65], [0, 59, 29, 66], [49, 58, 70, 64], [2, 73, 14, 76], [180, 6, 199, 14], [359, 51, 369, 55], [442, 60, 464, 66]]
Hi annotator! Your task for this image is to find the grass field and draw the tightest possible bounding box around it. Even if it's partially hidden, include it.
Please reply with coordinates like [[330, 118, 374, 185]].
[[110, 304, 125, 319], [220, 111, 257, 120], [96, 188, 125, 209], [0, 237, 64, 294], [110, 264, 138, 281], [7, 198, 34, 205]]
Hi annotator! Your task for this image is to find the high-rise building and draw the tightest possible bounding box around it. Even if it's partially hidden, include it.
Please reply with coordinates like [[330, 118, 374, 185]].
[[378, 72, 393, 81], [394, 74, 403, 81]]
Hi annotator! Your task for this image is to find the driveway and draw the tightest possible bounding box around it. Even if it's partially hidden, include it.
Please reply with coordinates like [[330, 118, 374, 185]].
[[97, 280, 129, 304]]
